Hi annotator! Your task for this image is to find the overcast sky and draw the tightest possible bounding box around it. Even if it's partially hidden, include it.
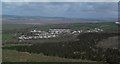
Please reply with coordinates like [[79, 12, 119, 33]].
[[2, 2, 118, 19], [1, 0, 119, 2]]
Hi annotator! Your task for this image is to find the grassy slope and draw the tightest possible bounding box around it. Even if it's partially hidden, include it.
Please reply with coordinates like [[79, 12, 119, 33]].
[[2, 49, 105, 63], [2, 44, 106, 63]]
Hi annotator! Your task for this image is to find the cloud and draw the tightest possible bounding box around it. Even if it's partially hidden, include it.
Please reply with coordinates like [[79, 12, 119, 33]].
[[1, 0, 119, 2], [2, 2, 118, 19], [2, 2, 30, 6]]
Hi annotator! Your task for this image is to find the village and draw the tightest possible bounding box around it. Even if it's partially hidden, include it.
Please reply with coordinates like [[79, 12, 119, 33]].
[[17, 28, 103, 41]]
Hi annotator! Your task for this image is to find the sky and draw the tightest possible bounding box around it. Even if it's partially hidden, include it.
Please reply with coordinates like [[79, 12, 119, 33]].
[[2, 2, 118, 19], [1, 0, 119, 2]]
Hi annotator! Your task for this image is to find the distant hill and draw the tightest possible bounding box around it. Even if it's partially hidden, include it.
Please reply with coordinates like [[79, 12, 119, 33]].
[[2, 15, 117, 24]]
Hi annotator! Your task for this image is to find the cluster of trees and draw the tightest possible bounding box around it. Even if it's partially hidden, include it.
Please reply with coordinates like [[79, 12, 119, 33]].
[[8, 32, 120, 64]]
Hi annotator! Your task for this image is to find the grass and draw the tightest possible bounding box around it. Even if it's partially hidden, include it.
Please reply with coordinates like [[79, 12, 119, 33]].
[[31, 22, 118, 30], [2, 44, 32, 47], [2, 49, 101, 62], [3, 22, 117, 31], [99, 23, 118, 30], [2, 24, 33, 30], [1, 62, 108, 64], [2, 44, 107, 63], [2, 33, 14, 41], [0, 33, 2, 40], [2, 49, 108, 64], [2, 62, 108, 64]]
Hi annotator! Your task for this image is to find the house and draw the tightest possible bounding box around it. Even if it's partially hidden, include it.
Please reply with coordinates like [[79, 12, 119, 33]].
[[49, 29, 71, 34], [115, 22, 120, 24], [72, 31, 77, 34], [18, 28, 104, 41], [94, 28, 103, 32]]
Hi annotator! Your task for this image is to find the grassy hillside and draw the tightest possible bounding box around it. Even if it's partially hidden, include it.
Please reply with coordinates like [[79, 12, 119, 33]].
[[2, 49, 105, 63], [2, 62, 107, 64], [2, 44, 108, 63]]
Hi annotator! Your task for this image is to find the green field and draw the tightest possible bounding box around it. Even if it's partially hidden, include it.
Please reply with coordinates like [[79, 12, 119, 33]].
[[28, 22, 118, 30], [2, 33, 13, 41], [2, 24, 33, 30], [2, 22, 118, 31]]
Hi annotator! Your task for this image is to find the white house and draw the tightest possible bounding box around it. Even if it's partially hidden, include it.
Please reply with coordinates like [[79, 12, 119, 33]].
[[115, 22, 120, 24]]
